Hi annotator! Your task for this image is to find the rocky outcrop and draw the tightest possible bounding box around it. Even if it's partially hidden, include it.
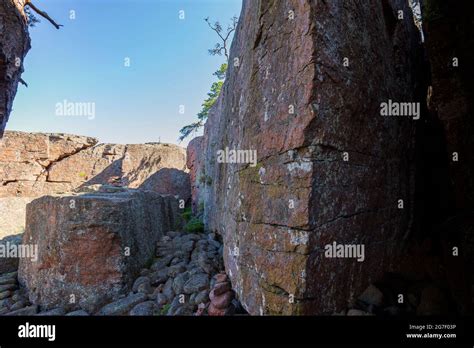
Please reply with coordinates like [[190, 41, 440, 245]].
[[0, 131, 188, 238], [0, 131, 98, 197], [17, 186, 183, 313], [196, 0, 422, 314], [186, 136, 204, 214], [140, 168, 191, 205], [0, 0, 30, 137]]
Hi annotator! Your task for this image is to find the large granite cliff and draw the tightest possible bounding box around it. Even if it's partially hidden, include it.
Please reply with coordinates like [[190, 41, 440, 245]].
[[194, 0, 424, 315]]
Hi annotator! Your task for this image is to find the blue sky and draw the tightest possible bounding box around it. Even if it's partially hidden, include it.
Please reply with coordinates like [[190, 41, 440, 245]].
[[8, 0, 242, 146]]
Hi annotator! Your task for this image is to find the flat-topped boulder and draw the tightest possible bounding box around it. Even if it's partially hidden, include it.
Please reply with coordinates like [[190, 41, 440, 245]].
[[0, 131, 189, 238], [18, 185, 183, 313]]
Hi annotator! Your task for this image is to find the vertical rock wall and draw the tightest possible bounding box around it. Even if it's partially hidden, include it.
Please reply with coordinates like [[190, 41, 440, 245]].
[[421, 0, 474, 312], [0, 0, 30, 137], [200, 0, 422, 314]]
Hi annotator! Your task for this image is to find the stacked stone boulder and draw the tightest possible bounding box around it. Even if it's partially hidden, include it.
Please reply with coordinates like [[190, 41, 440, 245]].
[[208, 273, 235, 316]]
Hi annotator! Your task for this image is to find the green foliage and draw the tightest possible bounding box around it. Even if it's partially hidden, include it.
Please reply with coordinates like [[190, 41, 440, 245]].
[[181, 207, 193, 222], [144, 256, 155, 269], [179, 63, 227, 142], [184, 217, 205, 233], [181, 207, 205, 233], [213, 63, 227, 80], [25, 7, 40, 28], [159, 303, 171, 315], [198, 201, 205, 214], [178, 15, 237, 142]]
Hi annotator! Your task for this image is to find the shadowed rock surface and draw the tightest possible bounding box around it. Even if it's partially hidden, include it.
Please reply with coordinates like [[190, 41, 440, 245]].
[[420, 0, 474, 314], [186, 136, 205, 214], [140, 168, 191, 205]]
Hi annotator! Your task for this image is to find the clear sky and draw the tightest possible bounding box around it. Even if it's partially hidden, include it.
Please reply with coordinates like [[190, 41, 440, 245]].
[[8, 0, 242, 146]]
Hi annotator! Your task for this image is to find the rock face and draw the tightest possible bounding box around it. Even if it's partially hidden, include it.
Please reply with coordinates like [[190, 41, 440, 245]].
[[0, 131, 188, 238], [196, 0, 422, 314], [0, 234, 22, 274], [421, 0, 474, 313], [140, 168, 191, 205], [422, 1, 474, 213], [0, 0, 30, 137], [17, 186, 183, 313], [186, 136, 204, 214]]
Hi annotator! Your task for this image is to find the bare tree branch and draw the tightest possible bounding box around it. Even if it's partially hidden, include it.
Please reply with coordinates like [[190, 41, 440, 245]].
[[204, 16, 238, 60], [25, 1, 63, 29], [19, 78, 28, 88]]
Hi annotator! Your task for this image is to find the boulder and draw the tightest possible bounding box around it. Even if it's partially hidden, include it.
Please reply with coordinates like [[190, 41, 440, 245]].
[[129, 301, 158, 316], [140, 168, 191, 204], [66, 309, 89, 316], [97, 293, 148, 316], [18, 187, 183, 313], [5, 304, 38, 316], [0, 234, 22, 273], [0, 132, 188, 236], [196, 0, 422, 314]]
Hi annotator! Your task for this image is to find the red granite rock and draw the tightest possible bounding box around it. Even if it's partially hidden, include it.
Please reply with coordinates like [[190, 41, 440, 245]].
[[196, 0, 422, 314], [0, 131, 188, 238], [186, 136, 204, 214], [18, 187, 183, 313]]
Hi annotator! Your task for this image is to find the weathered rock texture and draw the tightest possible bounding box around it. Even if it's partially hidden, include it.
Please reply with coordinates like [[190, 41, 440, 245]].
[[186, 136, 204, 214], [18, 187, 182, 313], [0, 131, 188, 238], [197, 0, 422, 314], [140, 168, 191, 205], [0, 0, 30, 137]]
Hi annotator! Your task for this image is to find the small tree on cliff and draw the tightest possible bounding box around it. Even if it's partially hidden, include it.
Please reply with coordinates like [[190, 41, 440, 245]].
[[23, 0, 63, 29], [24, 7, 40, 27], [178, 16, 238, 142]]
